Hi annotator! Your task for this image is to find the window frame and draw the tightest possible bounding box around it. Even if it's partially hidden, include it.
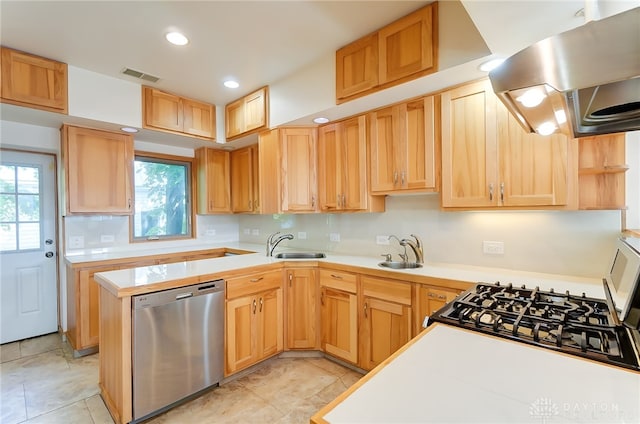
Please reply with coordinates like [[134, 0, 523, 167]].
[[130, 151, 196, 243]]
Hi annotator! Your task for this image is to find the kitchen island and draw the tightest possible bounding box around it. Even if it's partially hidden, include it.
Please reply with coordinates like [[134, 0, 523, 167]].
[[92, 245, 607, 424], [311, 324, 640, 423]]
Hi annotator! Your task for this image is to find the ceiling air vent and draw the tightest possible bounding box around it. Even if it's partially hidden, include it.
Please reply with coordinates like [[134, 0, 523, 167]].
[[121, 68, 160, 83]]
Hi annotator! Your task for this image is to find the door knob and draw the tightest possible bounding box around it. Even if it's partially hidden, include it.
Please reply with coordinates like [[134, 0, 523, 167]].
[[45, 252, 54, 258]]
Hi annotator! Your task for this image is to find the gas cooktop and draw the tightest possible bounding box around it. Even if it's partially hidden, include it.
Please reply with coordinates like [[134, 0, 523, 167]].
[[429, 281, 640, 371]]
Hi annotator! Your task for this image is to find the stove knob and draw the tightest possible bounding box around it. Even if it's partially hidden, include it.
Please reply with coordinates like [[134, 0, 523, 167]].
[[550, 288, 554, 293], [507, 283, 512, 289], [565, 290, 570, 297], [521, 284, 526, 289], [495, 282, 500, 286], [582, 292, 586, 298]]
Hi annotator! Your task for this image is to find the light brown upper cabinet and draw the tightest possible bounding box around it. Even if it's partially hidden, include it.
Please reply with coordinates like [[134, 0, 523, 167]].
[[441, 79, 576, 209], [62, 125, 133, 215], [336, 3, 438, 103], [195, 147, 231, 214], [577, 133, 627, 210], [142, 86, 216, 140], [1, 46, 68, 114], [369, 96, 438, 194], [258, 127, 318, 213], [318, 116, 385, 212], [225, 86, 269, 141], [230, 144, 260, 213]]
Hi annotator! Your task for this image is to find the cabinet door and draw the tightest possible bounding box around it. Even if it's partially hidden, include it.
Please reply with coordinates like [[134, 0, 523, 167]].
[[196, 148, 231, 214], [182, 98, 215, 139], [497, 103, 570, 207], [286, 268, 318, 349], [360, 296, 412, 371], [280, 128, 318, 212], [318, 123, 341, 211], [417, 285, 461, 334], [257, 129, 281, 214], [226, 295, 258, 375], [336, 33, 379, 101], [441, 80, 498, 207], [369, 106, 402, 193], [321, 286, 358, 364], [258, 288, 283, 360], [1, 47, 68, 113], [403, 97, 436, 190], [143, 87, 182, 132], [63, 125, 133, 214], [341, 115, 368, 210], [378, 3, 437, 84], [244, 87, 267, 132], [230, 146, 255, 213], [225, 98, 245, 139]]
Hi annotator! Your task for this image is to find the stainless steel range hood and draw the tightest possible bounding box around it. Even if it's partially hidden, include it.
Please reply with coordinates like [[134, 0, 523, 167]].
[[489, 7, 640, 138]]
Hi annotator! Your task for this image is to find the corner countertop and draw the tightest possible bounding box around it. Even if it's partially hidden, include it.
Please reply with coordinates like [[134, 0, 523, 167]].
[[313, 324, 640, 423], [90, 243, 605, 299]]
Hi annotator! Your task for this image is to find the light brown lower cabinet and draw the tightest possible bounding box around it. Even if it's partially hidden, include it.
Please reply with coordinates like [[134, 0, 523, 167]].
[[319, 270, 358, 364], [415, 284, 463, 335], [359, 275, 413, 371], [285, 267, 319, 349], [225, 269, 283, 375]]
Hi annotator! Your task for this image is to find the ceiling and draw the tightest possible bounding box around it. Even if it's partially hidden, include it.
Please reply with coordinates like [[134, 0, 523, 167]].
[[1, 0, 637, 145]]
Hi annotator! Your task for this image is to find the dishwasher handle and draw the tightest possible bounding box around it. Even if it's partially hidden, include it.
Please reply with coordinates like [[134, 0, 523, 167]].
[[175, 292, 193, 300]]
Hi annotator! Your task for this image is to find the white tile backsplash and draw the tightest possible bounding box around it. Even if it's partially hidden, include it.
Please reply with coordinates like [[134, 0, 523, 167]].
[[239, 195, 623, 278]]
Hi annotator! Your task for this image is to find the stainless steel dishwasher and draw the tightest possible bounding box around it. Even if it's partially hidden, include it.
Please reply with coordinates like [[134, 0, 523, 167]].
[[132, 279, 225, 422]]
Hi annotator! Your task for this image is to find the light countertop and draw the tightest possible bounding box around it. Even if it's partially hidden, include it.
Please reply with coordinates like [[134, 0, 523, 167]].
[[316, 324, 640, 423], [90, 243, 605, 299]]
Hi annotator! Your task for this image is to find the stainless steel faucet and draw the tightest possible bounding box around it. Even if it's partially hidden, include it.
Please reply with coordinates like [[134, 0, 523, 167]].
[[400, 234, 424, 264], [266, 231, 294, 256], [388, 235, 408, 262]]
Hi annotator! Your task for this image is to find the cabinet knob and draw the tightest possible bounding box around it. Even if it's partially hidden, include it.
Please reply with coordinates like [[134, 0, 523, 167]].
[[489, 183, 494, 201], [252, 299, 257, 314], [500, 182, 505, 203], [364, 302, 368, 318], [259, 297, 263, 312]]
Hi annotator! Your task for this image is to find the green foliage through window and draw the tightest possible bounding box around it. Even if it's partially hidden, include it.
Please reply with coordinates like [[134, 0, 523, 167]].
[[133, 156, 191, 240]]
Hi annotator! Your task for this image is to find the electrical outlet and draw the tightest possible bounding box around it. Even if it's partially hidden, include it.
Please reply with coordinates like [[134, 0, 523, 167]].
[[205, 229, 216, 236], [68, 236, 84, 249], [329, 233, 341, 242], [100, 234, 115, 243], [483, 241, 505, 255], [243, 228, 251, 235], [251, 229, 260, 236], [298, 231, 307, 240], [376, 235, 390, 245]]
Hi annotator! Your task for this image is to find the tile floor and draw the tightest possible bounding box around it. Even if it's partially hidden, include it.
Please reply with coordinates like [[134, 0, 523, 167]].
[[1, 333, 362, 424]]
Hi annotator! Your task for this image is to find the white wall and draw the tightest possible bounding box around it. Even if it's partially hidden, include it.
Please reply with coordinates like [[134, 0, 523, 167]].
[[238, 195, 622, 279]]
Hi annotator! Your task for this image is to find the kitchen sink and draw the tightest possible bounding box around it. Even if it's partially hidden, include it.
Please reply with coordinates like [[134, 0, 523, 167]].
[[274, 252, 326, 259], [378, 261, 423, 269]]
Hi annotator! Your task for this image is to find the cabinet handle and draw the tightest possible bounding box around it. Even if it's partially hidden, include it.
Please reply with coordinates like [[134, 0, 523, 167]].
[[320, 291, 324, 306], [393, 171, 398, 185], [401, 171, 405, 187], [249, 277, 263, 283], [437, 294, 447, 300], [342, 194, 346, 208], [255, 200, 259, 209], [489, 183, 494, 201], [128, 199, 132, 209], [259, 297, 263, 312], [252, 299, 257, 314], [289, 273, 293, 287], [312, 196, 316, 208], [364, 302, 368, 318], [249, 200, 252, 210], [330, 274, 343, 280], [336, 194, 341, 207], [428, 292, 436, 298], [500, 182, 505, 203]]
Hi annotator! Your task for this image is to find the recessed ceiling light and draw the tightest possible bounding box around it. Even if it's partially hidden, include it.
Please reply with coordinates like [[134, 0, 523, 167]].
[[165, 32, 189, 46], [224, 80, 240, 89], [479, 58, 505, 72], [313, 117, 329, 124], [121, 127, 139, 133]]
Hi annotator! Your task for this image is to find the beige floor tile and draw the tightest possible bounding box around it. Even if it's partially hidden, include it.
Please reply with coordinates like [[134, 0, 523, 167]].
[[304, 356, 361, 378], [20, 333, 62, 357], [25, 399, 93, 424], [85, 394, 115, 424], [0, 383, 27, 424], [1, 350, 69, 388], [0, 342, 21, 363]]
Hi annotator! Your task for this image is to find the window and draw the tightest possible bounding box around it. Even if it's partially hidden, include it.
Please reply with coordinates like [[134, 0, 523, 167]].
[[0, 163, 41, 252], [132, 154, 193, 241]]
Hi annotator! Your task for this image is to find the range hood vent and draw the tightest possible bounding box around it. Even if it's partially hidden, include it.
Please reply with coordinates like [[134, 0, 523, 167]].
[[489, 7, 640, 138], [121, 67, 160, 83]]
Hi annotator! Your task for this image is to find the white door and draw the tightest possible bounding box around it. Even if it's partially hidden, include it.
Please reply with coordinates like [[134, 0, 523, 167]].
[[0, 150, 58, 343]]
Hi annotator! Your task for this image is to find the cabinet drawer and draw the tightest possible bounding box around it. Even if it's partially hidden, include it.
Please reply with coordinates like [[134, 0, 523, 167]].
[[319, 270, 357, 293], [361, 275, 412, 305], [226, 269, 282, 299]]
